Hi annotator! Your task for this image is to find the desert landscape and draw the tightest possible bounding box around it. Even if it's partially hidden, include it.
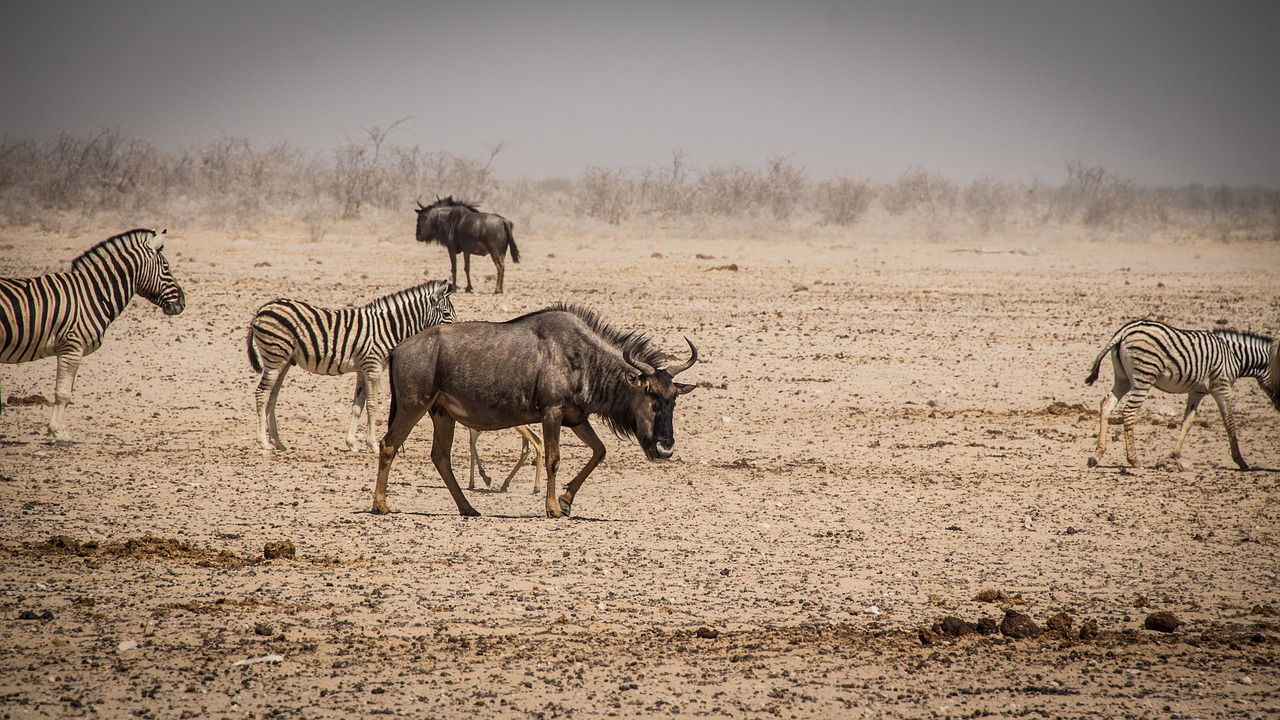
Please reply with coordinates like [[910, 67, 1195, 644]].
[[0, 213, 1277, 719]]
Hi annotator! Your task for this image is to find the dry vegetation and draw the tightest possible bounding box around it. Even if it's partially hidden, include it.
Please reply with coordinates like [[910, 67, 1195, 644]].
[[1, 128, 1279, 718]]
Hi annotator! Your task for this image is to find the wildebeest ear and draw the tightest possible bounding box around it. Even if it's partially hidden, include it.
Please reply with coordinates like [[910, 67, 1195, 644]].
[[626, 373, 644, 388], [675, 382, 696, 395]]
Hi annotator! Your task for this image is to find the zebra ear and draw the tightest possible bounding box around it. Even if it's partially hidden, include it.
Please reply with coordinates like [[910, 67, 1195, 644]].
[[152, 228, 168, 252]]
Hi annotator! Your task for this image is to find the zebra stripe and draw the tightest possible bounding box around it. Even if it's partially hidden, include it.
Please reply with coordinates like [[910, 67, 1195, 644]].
[[0, 228, 186, 439], [247, 279, 455, 452], [1085, 319, 1280, 470]]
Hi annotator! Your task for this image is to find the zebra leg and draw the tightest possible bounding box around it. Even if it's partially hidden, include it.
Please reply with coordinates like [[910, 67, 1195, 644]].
[[261, 363, 290, 451], [48, 351, 83, 440], [363, 366, 381, 453], [1120, 382, 1152, 469], [345, 374, 367, 451], [497, 427, 531, 492], [1163, 392, 1206, 471], [1209, 385, 1250, 470], [1090, 376, 1129, 467], [468, 428, 495, 490]]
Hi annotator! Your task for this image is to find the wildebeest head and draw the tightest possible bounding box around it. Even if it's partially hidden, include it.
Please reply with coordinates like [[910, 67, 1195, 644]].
[[619, 337, 698, 460], [415, 196, 480, 246]]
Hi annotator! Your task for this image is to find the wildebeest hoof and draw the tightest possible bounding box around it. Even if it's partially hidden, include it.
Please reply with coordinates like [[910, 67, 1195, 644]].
[[1087, 456, 1099, 468], [1154, 456, 1185, 472], [373, 503, 390, 515]]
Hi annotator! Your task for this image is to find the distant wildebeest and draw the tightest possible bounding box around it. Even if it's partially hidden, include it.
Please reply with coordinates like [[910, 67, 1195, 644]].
[[415, 196, 520, 294], [374, 303, 698, 517], [1085, 319, 1280, 470], [247, 280, 455, 452], [0, 228, 186, 439], [467, 425, 545, 493]]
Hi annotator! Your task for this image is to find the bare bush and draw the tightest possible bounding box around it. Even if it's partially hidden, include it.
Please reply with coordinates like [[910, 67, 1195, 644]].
[[963, 176, 1014, 235], [883, 167, 957, 240], [816, 175, 876, 226], [576, 166, 634, 224]]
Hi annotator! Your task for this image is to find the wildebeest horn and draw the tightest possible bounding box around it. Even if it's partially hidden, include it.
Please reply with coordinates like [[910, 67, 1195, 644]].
[[666, 338, 698, 376], [622, 337, 655, 376], [416, 196, 425, 210]]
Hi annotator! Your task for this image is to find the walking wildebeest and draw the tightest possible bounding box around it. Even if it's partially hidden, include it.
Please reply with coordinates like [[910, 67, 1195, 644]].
[[415, 196, 521, 294], [373, 303, 698, 517]]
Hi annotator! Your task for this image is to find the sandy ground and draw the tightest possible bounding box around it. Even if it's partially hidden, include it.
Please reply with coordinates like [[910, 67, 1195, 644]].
[[1, 220, 1278, 719]]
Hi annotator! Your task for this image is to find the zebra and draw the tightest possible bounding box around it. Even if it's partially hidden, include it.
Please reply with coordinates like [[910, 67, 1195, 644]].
[[247, 279, 456, 453], [467, 425, 545, 493], [1085, 319, 1280, 470], [0, 228, 186, 439]]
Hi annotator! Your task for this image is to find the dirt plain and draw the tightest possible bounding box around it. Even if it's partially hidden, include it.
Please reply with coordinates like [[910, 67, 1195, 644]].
[[0, 219, 1278, 719]]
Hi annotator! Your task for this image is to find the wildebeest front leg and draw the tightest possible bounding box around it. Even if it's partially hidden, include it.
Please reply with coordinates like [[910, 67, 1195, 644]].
[[556, 421, 607, 517], [429, 412, 480, 516], [374, 392, 432, 515], [462, 252, 474, 293], [447, 250, 460, 293], [541, 416, 565, 518]]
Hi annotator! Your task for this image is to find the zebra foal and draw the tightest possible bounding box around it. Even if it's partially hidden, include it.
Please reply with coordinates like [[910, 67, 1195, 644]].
[[0, 228, 186, 439], [247, 280, 455, 452], [1085, 319, 1280, 470]]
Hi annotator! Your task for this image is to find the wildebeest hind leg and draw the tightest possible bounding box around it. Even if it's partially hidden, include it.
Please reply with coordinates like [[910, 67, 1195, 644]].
[[429, 412, 480, 516]]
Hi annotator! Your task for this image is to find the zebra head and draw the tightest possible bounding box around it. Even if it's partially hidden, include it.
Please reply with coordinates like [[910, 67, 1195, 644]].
[[1263, 338, 1280, 411], [137, 230, 186, 316]]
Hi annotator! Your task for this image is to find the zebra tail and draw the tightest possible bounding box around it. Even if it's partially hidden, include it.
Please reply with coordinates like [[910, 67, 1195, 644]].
[[247, 330, 263, 373], [506, 221, 521, 264], [1084, 340, 1120, 386]]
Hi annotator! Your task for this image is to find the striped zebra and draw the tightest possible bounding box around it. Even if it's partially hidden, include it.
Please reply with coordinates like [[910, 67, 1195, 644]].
[[0, 228, 186, 439], [247, 280, 455, 452], [1085, 319, 1280, 470]]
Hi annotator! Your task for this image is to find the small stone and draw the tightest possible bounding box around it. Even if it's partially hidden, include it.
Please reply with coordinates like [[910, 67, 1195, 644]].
[[254, 622, 274, 637], [918, 626, 941, 646], [1079, 618, 1101, 640], [18, 610, 39, 620], [1045, 611, 1074, 636], [1000, 610, 1042, 639], [263, 540, 295, 560], [118, 640, 138, 652], [975, 617, 1000, 635], [1143, 611, 1182, 633], [938, 616, 973, 637], [695, 626, 719, 639]]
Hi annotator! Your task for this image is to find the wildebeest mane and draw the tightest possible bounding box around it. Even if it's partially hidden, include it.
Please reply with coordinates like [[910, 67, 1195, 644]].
[[422, 195, 481, 213]]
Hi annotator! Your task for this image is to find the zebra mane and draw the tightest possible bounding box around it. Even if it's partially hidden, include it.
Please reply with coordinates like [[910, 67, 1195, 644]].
[[71, 228, 159, 271], [1212, 327, 1274, 345], [362, 279, 451, 312], [537, 302, 668, 371]]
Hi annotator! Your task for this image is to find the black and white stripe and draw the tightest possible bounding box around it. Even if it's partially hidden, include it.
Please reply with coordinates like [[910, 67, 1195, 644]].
[[0, 228, 186, 439], [1085, 319, 1280, 470], [247, 280, 455, 452]]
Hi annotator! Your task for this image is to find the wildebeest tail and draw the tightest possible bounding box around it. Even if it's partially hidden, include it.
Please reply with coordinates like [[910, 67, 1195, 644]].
[[506, 220, 521, 264], [247, 329, 263, 373]]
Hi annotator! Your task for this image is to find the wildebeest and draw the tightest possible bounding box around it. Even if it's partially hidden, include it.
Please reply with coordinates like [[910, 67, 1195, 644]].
[[374, 303, 698, 517], [415, 196, 520, 294]]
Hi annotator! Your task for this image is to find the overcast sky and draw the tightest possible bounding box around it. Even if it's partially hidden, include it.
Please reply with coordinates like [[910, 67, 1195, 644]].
[[3, 1, 1278, 186]]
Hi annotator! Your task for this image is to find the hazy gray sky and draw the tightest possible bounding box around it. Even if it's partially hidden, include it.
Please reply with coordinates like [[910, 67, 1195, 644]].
[[3, 1, 1278, 185]]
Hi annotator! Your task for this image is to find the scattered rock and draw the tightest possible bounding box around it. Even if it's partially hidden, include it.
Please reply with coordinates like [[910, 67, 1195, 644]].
[[694, 626, 719, 639], [918, 626, 941, 646], [695, 253, 715, 260], [975, 617, 1000, 635], [651, 252, 663, 259], [118, 640, 138, 652], [6, 393, 50, 407], [710, 264, 739, 272], [792, 282, 809, 292], [1000, 610, 1042, 639], [38, 609, 55, 621], [938, 616, 973, 637], [18, 610, 39, 620], [264, 540, 296, 560], [1079, 618, 1101, 640], [1143, 611, 1182, 633], [254, 622, 275, 636], [1044, 611, 1074, 637]]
